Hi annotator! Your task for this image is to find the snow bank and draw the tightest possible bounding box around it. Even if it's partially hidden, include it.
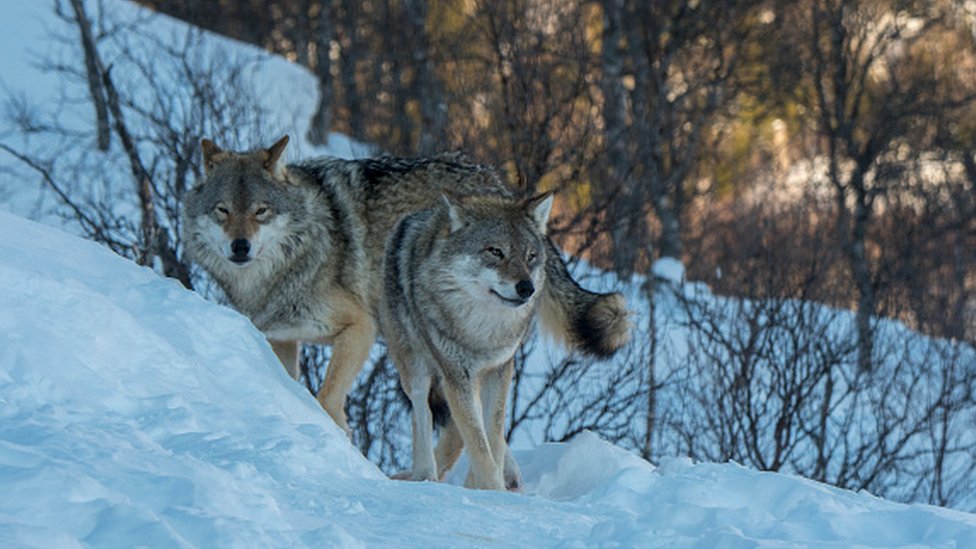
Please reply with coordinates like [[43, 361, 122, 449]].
[[0, 209, 381, 546], [3, 208, 976, 547]]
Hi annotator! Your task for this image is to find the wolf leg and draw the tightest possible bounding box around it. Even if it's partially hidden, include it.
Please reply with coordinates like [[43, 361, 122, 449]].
[[441, 374, 504, 491], [404, 371, 437, 481], [434, 418, 463, 480], [480, 359, 522, 491], [434, 402, 522, 484], [270, 339, 301, 380], [316, 313, 376, 434], [503, 447, 522, 492]]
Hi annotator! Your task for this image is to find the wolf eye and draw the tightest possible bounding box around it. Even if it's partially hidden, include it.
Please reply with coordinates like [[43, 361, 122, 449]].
[[253, 205, 273, 222], [214, 205, 229, 217], [527, 251, 539, 262], [485, 246, 504, 259]]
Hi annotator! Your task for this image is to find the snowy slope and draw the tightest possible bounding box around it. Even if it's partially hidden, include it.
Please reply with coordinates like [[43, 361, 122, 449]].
[[3, 210, 976, 547]]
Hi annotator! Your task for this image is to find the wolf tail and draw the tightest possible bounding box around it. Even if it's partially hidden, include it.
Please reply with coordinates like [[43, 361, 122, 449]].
[[539, 240, 632, 358]]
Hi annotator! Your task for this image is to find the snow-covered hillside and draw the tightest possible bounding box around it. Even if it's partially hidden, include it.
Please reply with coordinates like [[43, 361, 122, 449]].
[[2, 207, 976, 547]]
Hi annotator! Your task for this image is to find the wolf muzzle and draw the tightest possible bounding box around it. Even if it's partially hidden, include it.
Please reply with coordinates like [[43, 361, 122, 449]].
[[491, 280, 536, 307], [230, 238, 251, 264]]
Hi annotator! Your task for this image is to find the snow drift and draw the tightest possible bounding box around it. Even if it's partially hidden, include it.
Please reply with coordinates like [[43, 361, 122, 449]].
[[2, 209, 975, 547]]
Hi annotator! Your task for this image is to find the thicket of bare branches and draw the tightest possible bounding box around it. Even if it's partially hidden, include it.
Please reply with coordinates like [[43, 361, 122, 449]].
[[677, 199, 976, 506], [2, 0, 274, 295]]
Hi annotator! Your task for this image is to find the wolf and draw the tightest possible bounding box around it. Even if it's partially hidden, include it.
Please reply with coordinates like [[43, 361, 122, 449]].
[[182, 136, 630, 434], [380, 193, 554, 490]]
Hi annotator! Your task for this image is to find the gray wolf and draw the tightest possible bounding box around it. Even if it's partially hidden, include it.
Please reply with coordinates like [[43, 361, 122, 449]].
[[380, 193, 554, 490], [182, 136, 630, 434]]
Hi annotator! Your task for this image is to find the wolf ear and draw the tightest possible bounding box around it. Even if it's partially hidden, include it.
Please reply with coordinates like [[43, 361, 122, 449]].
[[526, 192, 554, 234], [264, 135, 290, 171], [441, 194, 467, 233], [201, 138, 223, 176]]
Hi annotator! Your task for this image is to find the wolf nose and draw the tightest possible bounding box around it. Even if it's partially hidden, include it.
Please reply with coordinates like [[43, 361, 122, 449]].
[[230, 238, 251, 257], [516, 280, 535, 299]]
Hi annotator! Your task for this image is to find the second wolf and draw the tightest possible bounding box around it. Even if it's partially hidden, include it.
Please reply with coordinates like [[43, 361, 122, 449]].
[[380, 193, 554, 490], [182, 137, 630, 434]]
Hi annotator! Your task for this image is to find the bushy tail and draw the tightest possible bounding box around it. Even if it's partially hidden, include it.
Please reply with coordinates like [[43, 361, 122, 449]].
[[539, 240, 632, 358]]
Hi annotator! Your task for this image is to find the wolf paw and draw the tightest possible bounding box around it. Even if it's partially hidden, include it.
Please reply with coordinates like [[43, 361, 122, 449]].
[[390, 469, 437, 482], [464, 469, 506, 491], [504, 451, 523, 492], [505, 473, 523, 493]]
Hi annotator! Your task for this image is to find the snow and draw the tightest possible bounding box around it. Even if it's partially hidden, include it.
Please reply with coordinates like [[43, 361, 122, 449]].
[[652, 256, 686, 284], [3, 205, 976, 547]]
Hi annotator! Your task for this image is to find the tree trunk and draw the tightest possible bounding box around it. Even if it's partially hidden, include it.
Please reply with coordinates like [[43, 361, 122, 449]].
[[337, 3, 364, 141], [642, 272, 657, 460], [850, 179, 875, 371], [653, 189, 684, 261], [72, 0, 157, 267], [599, 0, 638, 276], [307, 0, 335, 146], [403, 0, 445, 155], [69, 0, 110, 151]]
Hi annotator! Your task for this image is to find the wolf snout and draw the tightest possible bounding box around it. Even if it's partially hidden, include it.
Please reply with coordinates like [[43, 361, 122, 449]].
[[515, 280, 535, 299], [230, 238, 251, 263]]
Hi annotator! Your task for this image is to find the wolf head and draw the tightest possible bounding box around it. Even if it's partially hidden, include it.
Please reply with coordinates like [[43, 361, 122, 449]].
[[183, 136, 303, 275], [438, 192, 553, 309]]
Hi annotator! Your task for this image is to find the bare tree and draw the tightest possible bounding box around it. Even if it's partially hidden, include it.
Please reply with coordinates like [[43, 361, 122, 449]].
[[792, 0, 976, 370], [594, 0, 760, 276]]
